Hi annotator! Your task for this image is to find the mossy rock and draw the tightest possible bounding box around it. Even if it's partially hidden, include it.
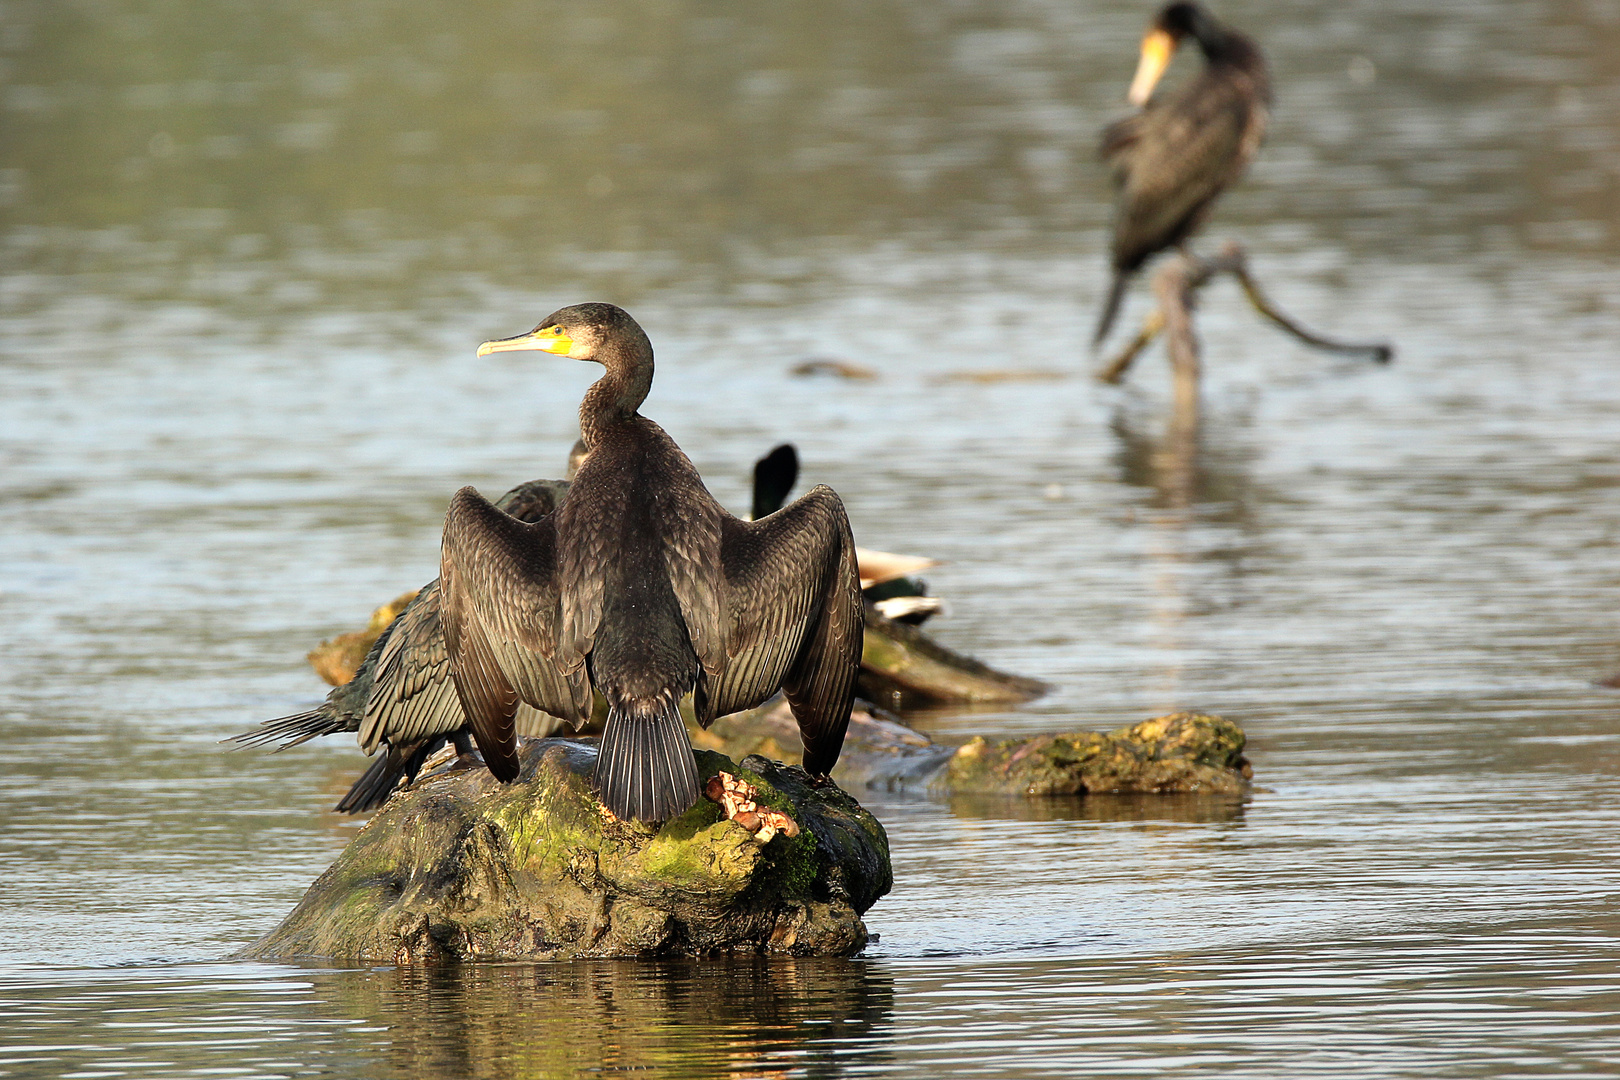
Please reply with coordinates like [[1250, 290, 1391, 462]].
[[942, 711, 1251, 797], [239, 740, 891, 963], [306, 590, 419, 686]]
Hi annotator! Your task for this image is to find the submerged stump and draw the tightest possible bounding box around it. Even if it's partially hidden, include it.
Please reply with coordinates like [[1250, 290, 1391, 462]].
[[858, 607, 1049, 710], [305, 590, 419, 687], [241, 741, 891, 963]]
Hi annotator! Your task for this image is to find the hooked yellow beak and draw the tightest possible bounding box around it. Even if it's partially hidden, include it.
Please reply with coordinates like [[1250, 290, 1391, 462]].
[[476, 326, 574, 357], [1127, 28, 1177, 106]]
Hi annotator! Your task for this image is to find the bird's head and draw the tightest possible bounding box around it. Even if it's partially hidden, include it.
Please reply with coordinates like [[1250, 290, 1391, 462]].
[[1128, 2, 1209, 106], [476, 302, 648, 366]]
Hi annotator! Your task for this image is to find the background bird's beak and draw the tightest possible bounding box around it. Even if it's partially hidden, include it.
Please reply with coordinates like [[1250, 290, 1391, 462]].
[[1127, 29, 1176, 106], [476, 328, 575, 357]]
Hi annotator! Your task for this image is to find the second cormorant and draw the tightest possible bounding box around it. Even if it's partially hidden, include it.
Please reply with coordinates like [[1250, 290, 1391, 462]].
[[1095, 1, 1270, 345]]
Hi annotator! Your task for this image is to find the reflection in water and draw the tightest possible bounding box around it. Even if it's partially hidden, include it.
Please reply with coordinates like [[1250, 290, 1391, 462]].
[[313, 958, 893, 1080], [1108, 396, 1264, 712], [0, 960, 894, 1080], [1107, 396, 1262, 515], [944, 791, 1246, 825]]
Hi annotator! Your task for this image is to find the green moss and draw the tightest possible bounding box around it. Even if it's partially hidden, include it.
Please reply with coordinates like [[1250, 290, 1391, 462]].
[[860, 628, 908, 670], [942, 712, 1249, 798], [775, 831, 821, 896], [242, 738, 890, 962]]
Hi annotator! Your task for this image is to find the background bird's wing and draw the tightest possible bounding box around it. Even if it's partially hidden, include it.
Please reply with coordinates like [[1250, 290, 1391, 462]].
[[1108, 75, 1261, 264], [345, 476, 574, 757], [750, 443, 800, 521], [1099, 111, 1144, 165], [694, 485, 862, 775], [495, 477, 570, 522], [356, 580, 469, 754], [441, 486, 593, 781]]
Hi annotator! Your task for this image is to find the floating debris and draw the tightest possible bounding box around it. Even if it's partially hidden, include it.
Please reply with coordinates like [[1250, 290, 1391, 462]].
[[789, 358, 878, 380]]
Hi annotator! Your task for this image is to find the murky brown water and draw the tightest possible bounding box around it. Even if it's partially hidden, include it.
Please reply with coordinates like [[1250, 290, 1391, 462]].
[[4, 0, 1620, 1076]]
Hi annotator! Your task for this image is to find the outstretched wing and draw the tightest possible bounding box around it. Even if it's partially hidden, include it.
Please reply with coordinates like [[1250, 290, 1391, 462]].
[[694, 484, 862, 775], [359, 473, 575, 757], [356, 580, 465, 754], [440, 486, 594, 781]]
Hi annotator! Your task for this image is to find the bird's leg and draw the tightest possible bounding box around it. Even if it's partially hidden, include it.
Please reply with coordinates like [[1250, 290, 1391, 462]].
[[1096, 307, 1166, 383], [442, 728, 486, 774]]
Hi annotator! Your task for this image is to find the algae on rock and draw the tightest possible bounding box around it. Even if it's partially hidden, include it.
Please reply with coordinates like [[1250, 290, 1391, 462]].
[[241, 740, 890, 963], [693, 702, 1250, 799], [943, 711, 1251, 796]]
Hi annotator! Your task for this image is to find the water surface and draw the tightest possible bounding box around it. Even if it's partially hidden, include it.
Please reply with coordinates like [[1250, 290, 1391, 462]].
[[3, 0, 1619, 1076]]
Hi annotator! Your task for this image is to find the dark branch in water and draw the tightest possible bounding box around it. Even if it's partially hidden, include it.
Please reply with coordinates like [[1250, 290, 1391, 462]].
[[1096, 241, 1394, 385]]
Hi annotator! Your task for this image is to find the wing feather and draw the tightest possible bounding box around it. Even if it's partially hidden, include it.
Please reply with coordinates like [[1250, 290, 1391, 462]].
[[440, 486, 593, 781], [695, 485, 862, 774], [356, 581, 464, 753], [348, 475, 573, 758], [661, 493, 726, 675]]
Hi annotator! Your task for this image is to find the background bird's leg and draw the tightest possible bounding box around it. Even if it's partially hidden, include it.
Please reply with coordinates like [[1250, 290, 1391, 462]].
[[1216, 241, 1395, 362], [1096, 307, 1165, 384]]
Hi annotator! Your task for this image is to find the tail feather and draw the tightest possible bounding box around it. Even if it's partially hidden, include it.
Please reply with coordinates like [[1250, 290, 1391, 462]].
[[594, 699, 699, 823], [333, 736, 445, 814], [1093, 270, 1132, 347], [224, 708, 347, 752]]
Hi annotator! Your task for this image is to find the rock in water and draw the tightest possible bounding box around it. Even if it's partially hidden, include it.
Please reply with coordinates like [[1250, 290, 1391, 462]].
[[695, 703, 1250, 798], [240, 742, 891, 962], [944, 711, 1251, 796], [305, 590, 419, 686]]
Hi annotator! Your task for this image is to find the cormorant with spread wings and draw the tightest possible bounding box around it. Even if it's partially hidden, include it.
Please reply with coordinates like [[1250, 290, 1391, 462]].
[[443, 303, 863, 822]]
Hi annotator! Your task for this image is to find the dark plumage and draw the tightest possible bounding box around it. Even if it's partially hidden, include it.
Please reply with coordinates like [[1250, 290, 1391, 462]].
[[227, 478, 571, 813], [232, 443, 819, 814], [1095, 1, 1270, 344], [444, 303, 863, 822], [751, 444, 799, 522]]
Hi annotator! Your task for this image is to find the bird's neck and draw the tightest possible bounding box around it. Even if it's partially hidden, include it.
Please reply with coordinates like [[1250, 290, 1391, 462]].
[[579, 345, 653, 443], [1193, 21, 1260, 71]]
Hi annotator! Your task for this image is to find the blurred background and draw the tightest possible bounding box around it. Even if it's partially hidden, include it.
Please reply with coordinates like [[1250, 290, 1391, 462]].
[[3, 0, 1619, 1076]]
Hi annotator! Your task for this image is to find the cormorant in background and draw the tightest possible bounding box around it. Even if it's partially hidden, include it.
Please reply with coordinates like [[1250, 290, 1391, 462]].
[[1096, 1, 1270, 345]]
